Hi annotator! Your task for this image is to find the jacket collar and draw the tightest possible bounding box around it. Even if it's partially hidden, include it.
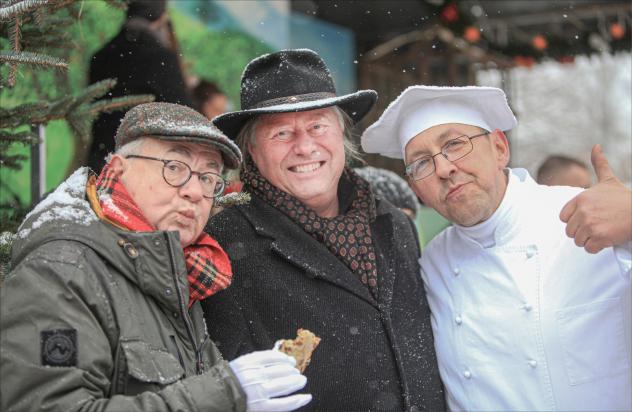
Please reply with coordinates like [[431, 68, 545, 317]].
[[12, 168, 188, 314], [238, 194, 398, 309]]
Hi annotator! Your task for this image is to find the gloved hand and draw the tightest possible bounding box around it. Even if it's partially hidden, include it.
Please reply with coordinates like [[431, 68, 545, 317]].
[[230, 350, 312, 412]]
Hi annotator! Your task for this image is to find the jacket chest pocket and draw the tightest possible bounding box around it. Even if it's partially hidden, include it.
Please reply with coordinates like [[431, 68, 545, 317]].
[[114, 340, 185, 396], [556, 297, 630, 385]]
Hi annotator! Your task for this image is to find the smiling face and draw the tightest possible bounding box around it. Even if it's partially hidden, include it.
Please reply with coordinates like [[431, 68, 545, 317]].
[[248, 108, 346, 217], [112, 138, 223, 247], [405, 123, 510, 227]]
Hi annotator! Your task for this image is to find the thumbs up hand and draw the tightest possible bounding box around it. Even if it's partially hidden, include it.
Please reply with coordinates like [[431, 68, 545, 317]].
[[559, 145, 632, 253]]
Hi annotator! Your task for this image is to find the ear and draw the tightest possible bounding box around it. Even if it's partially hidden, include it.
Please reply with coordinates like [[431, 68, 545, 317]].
[[491, 129, 511, 168], [108, 154, 128, 179]]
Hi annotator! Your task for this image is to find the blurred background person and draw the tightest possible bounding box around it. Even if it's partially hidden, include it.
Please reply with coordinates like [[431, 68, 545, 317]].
[[87, 0, 192, 173], [354, 165, 420, 220], [192, 79, 229, 120], [537, 154, 592, 188]]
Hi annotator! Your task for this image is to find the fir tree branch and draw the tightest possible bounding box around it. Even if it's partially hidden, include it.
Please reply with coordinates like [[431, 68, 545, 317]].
[[0, 130, 39, 145], [10, 16, 21, 51], [0, 101, 58, 128], [0, 50, 68, 69], [0, 153, 28, 169], [21, 33, 71, 50], [48, 0, 79, 13], [8, 17, 22, 87], [81, 94, 155, 116], [0, 0, 49, 21], [70, 78, 117, 108]]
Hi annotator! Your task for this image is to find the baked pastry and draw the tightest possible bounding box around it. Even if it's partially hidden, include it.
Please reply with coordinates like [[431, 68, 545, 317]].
[[278, 329, 321, 373]]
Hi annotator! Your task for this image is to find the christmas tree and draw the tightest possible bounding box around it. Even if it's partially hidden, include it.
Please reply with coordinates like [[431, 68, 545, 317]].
[[0, 0, 154, 277]]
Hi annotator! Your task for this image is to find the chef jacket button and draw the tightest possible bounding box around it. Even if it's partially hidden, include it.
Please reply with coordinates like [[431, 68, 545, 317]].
[[463, 370, 472, 379], [523, 303, 533, 312], [453, 267, 460, 276], [528, 359, 537, 368], [455, 315, 463, 325]]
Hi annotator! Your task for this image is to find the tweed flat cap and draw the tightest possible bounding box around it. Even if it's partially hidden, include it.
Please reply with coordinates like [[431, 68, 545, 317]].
[[115, 102, 242, 169]]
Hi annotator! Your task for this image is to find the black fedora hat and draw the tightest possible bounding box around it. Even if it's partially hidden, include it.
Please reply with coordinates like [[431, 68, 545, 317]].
[[213, 49, 378, 140]]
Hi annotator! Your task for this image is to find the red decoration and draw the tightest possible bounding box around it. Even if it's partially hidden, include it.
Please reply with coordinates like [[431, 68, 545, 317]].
[[558, 55, 575, 64], [224, 180, 243, 194], [464, 26, 481, 42], [440, 3, 459, 24], [514, 56, 535, 68], [532, 35, 548, 51], [610, 23, 625, 39]]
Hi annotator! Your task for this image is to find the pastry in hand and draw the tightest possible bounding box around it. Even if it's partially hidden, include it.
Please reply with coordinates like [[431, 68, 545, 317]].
[[277, 329, 321, 373]]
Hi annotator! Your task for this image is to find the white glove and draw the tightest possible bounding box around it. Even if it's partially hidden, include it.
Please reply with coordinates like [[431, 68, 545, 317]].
[[230, 350, 312, 412]]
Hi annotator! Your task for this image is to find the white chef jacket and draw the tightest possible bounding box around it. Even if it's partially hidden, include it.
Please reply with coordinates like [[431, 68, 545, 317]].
[[421, 168, 631, 411]]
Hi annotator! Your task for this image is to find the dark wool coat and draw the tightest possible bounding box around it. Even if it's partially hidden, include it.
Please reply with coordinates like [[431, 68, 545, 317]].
[[202, 193, 445, 412], [88, 19, 191, 172]]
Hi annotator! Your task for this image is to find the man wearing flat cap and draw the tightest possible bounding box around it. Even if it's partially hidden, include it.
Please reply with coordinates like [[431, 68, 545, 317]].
[[1, 103, 311, 412], [362, 85, 632, 411], [202, 49, 445, 411]]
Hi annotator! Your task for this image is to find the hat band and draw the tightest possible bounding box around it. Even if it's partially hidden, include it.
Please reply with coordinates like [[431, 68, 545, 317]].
[[250, 92, 337, 109]]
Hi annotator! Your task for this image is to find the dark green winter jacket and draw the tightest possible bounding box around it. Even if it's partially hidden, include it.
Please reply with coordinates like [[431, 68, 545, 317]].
[[0, 168, 246, 412]]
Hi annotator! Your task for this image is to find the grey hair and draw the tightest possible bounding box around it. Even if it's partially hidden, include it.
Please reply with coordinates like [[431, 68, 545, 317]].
[[235, 106, 362, 170], [106, 137, 148, 162]]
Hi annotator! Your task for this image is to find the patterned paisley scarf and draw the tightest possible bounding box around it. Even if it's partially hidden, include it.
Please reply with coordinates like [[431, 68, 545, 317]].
[[91, 164, 232, 308], [242, 159, 379, 298]]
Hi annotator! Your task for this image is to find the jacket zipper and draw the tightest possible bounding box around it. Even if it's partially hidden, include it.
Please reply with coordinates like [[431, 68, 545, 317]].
[[165, 233, 203, 374]]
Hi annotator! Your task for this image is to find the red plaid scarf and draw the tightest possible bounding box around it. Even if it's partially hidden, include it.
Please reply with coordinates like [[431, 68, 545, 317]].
[[94, 164, 232, 308]]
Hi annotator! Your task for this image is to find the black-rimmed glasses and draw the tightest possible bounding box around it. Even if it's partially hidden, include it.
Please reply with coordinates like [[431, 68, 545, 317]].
[[405, 131, 489, 181], [125, 155, 226, 198]]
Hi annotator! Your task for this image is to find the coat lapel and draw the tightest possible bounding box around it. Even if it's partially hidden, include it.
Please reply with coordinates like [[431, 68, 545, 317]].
[[240, 197, 378, 306]]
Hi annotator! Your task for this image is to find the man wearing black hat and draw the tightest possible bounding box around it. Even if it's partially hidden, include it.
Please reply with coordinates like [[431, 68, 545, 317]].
[[1, 103, 311, 412], [202, 49, 445, 411], [87, 0, 192, 173]]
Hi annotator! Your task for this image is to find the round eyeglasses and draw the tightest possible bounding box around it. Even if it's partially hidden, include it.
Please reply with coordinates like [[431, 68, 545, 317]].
[[125, 155, 226, 198], [405, 131, 489, 181]]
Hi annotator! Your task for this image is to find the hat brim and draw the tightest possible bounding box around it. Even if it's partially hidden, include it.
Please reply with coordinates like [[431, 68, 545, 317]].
[[213, 90, 377, 140]]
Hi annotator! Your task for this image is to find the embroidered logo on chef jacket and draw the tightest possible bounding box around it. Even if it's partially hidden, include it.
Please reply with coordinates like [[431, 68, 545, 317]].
[[41, 329, 77, 367]]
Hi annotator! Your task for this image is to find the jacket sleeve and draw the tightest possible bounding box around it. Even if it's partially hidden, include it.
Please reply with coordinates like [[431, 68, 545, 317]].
[[0, 242, 246, 412], [613, 241, 632, 280]]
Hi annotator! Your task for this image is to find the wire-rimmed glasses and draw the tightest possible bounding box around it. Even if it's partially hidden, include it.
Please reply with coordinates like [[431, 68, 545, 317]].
[[405, 131, 489, 181], [125, 155, 226, 198]]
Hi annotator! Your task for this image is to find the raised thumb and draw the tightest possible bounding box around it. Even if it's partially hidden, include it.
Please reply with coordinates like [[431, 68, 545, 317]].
[[591, 144, 615, 182]]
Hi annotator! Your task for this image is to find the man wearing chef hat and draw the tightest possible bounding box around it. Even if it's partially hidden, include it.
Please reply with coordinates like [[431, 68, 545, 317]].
[[362, 85, 632, 411]]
